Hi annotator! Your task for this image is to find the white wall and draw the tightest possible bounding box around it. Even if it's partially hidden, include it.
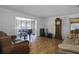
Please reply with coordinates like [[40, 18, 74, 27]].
[[0, 7, 43, 36], [1, 7, 79, 38], [46, 18, 55, 34], [46, 13, 79, 39]]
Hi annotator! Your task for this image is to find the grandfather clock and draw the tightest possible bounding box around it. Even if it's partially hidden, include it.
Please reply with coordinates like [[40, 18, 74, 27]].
[[55, 17, 62, 40]]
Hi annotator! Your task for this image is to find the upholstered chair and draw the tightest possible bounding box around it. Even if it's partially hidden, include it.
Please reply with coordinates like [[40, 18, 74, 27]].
[[0, 31, 7, 37], [0, 36, 30, 54]]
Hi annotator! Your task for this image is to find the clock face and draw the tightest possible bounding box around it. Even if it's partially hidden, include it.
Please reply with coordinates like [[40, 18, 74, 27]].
[[57, 21, 60, 25]]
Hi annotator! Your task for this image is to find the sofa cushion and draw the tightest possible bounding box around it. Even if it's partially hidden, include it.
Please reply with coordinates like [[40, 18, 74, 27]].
[[58, 44, 79, 53], [73, 34, 79, 45], [74, 38, 79, 45], [62, 38, 75, 45], [62, 33, 77, 45]]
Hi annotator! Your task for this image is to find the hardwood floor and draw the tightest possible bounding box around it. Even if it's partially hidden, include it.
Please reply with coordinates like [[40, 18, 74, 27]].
[[29, 37, 62, 54]]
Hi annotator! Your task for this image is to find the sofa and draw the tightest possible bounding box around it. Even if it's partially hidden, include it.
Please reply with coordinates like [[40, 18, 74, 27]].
[[0, 31, 30, 54], [58, 33, 79, 54]]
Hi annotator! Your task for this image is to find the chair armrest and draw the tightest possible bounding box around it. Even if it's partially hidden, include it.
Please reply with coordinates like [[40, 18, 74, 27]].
[[13, 42, 30, 54], [8, 35, 16, 43], [14, 40, 29, 45]]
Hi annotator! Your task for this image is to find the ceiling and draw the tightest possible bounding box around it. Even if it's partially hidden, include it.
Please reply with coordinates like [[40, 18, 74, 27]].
[[0, 5, 79, 18]]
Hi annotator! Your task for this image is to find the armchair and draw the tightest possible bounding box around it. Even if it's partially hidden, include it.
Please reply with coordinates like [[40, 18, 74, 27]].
[[0, 36, 30, 54], [0, 31, 30, 54]]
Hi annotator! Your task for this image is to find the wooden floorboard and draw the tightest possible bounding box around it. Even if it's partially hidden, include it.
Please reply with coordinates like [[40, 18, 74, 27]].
[[29, 37, 62, 54]]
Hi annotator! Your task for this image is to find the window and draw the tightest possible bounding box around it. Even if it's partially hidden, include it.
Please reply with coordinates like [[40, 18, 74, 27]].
[[71, 23, 79, 30], [15, 17, 37, 40]]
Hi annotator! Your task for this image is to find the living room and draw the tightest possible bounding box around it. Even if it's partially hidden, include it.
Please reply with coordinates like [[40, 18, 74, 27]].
[[0, 5, 79, 54]]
